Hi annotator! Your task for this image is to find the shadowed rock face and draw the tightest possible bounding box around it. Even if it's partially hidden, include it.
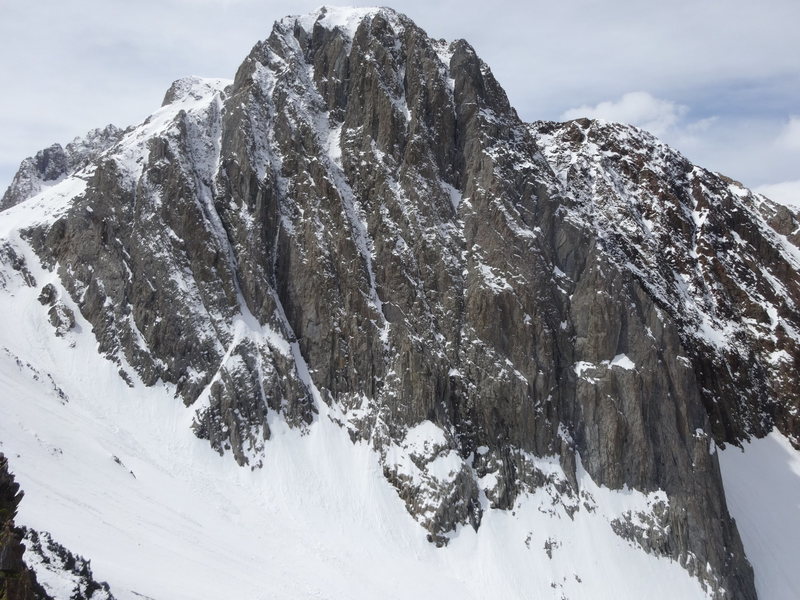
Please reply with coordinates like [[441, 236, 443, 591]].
[[0, 454, 46, 600], [5, 6, 799, 598]]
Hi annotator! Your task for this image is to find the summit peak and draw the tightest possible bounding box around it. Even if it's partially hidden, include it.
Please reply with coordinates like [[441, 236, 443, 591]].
[[283, 5, 404, 38]]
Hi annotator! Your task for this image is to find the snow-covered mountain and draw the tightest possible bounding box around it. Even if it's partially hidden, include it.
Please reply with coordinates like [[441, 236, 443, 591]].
[[1, 6, 798, 600]]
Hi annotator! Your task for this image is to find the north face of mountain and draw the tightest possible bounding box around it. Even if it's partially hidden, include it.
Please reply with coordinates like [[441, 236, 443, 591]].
[[3, 6, 799, 599]]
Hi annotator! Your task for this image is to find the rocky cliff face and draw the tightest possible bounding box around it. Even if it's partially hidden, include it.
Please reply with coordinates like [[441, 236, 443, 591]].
[[3, 6, 799, 599], [1, 126, 123, 212], [531, 119, 800, 449]]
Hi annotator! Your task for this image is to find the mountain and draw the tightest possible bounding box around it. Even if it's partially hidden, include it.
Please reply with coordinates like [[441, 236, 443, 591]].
[[0, 125, 124, 213], [1, 6, 798, 599]]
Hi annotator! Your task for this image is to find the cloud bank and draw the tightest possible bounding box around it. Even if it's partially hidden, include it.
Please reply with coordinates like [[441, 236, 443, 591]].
[[561, 92, 687, 137]]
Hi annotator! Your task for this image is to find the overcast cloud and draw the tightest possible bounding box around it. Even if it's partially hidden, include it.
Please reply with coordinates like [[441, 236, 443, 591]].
[[561, 92, 689, 137], [1, 0, 798, 203]]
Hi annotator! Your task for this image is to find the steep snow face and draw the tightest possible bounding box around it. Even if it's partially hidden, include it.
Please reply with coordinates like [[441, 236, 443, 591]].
[[719, 431, 800, 600], [0, 248, 713, 600]]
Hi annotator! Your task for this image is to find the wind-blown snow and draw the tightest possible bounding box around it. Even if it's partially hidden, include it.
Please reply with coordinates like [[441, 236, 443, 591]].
[[0, 175, 87, 235], [719, 430, 800, 600]]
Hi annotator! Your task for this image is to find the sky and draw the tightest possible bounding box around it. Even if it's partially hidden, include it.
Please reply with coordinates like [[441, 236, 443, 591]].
[[1, 0, 798, 205]]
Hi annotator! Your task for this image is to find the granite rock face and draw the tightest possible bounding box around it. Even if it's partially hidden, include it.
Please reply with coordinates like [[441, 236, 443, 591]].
[[3, 6, 799, 599], [531, 119, 800, 450], [0, 125, 123, 211]]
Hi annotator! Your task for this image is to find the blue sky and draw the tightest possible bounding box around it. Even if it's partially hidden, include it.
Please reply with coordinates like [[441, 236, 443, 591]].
[[1, 0, 798, 203]]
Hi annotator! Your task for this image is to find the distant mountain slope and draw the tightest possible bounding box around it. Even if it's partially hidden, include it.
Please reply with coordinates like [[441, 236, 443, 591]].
[[1, 125, 124, 212]]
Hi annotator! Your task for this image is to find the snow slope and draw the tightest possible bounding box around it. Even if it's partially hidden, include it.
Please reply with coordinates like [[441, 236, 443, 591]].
[[719, 431, 800, 600], [0, 221, 712, 599]]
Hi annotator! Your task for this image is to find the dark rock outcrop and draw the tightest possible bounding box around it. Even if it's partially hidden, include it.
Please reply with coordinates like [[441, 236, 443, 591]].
[[0, 454, 48, 600], [531, 118, 800, 449], [19, 529, 114, 600]]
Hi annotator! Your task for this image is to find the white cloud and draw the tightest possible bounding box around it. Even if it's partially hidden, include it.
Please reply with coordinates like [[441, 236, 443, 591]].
[[560, 92, 687, 136], [777, 116, 800, 150], [756, 180, 800, 210], [683, 116, 718, 135]]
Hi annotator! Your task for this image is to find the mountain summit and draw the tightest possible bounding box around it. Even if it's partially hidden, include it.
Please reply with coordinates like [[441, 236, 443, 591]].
[[1, 7, 798, 599]]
